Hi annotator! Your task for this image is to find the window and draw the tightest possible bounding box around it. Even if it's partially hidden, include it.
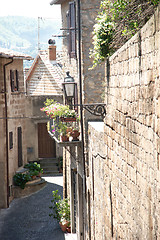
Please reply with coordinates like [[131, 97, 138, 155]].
[[67, 1, 76, 58], [10, 70, 19, 92]]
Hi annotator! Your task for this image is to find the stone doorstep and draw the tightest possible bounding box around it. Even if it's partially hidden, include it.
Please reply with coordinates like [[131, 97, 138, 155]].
[[13, 178, 46, 198]]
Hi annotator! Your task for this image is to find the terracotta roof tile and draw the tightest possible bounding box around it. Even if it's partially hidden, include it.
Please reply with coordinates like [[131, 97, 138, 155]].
[[0, 47, 33, 60]]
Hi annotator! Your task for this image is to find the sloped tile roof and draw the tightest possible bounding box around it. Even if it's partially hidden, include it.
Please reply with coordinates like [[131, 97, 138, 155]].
[[0, 47, 33, 60], [26, 50, 64, 96]]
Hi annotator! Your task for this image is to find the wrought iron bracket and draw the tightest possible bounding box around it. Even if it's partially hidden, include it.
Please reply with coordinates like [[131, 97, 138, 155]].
[[74, 103, 106, 117]]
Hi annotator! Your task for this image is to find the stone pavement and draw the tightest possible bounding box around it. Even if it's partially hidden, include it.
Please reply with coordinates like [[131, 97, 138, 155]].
[[0, 176, 77, 240]]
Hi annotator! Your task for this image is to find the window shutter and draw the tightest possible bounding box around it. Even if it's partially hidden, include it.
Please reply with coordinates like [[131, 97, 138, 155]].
[[10, 70, 14, 92], [15, 70, 19, 91], [9, 132, 13, 149], [66, 11, 70, 55], [69, 1, 76, 58]]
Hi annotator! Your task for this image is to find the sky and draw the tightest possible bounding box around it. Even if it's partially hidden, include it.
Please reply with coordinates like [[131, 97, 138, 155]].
[[0, 0, 61, 19]]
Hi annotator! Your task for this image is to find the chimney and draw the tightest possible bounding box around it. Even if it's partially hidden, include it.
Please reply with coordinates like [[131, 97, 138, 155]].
[[48, 39, 56, 63]]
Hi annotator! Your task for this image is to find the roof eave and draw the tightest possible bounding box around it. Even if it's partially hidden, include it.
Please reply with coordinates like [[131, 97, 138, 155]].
[[0, 54, 33, 60], [50, 0, 66, 5]]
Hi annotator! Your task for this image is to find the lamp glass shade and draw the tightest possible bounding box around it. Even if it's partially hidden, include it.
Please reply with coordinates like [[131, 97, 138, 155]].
[[64, 82, 75, 97]]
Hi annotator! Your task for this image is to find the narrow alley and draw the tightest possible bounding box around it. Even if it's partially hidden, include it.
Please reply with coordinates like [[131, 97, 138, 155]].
[[0, 176, 76, 240]]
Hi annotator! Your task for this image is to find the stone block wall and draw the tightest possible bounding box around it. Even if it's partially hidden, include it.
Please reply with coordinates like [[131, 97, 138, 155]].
[[88, 5, 160, 240], [0, 58, 27, 207]]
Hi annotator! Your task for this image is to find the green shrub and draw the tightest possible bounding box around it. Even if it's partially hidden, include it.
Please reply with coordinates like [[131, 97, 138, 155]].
[[24, 162, 43, 174], [13, 173, 31, 189]]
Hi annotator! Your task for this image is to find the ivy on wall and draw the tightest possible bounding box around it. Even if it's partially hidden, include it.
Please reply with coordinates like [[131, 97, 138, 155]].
[[90, 0, 160, 68]]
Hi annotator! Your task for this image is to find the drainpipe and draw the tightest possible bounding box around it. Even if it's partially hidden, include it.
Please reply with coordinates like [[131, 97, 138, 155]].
[[3, 58, 13, 208], [77, 0, 86, 195]]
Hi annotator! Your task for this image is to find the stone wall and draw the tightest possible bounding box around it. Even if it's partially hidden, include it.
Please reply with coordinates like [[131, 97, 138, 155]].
[[0, 58, 27, 207], [88, 5, 160, 240]]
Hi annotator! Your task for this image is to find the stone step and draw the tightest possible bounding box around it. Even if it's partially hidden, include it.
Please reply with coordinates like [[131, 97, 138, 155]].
[[39, 158, 60, 175], [40, 162, 58, 167], [41, 165, 58, 171], [39, 158, 58, 164]]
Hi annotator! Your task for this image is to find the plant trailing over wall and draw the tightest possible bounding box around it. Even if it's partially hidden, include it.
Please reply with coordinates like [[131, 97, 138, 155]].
[[90, 0, 160, 68]]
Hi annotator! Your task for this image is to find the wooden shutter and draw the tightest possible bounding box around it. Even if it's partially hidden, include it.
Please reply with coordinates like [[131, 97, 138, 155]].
[[18, 127, 23, 167], [69, 1, 76, 58], [66, 11, 70, 55], [15, 70, 19, 91], [10, 70, 14, 92], [9, 132, 13, 149]]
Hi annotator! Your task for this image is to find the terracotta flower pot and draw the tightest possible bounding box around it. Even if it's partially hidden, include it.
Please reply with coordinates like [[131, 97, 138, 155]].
[[31, 175, 36, 180], [66, 227, 71, 233], [59, 222, 69, 232], [61, 135, 69, 142], [70, 130, 80, 141]]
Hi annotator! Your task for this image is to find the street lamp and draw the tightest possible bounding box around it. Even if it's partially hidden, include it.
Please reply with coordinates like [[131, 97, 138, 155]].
[[62, 72, 78, 108], [62, 71, 77, 98], [62, 72, 106, 117]]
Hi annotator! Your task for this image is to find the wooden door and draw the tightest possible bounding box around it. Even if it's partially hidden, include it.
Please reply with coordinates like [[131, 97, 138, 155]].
[[38, 123, 56, 158]]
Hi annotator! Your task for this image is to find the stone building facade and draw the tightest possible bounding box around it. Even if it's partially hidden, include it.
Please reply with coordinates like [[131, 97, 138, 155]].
[[88, 5, 160, 240], [0, 48, 32, 208], [50, 0, 106, 239], [25, 45, 64, 162]]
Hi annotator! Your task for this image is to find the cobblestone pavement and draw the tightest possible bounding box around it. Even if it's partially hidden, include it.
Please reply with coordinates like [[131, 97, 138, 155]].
[[0, 176, 77, 240]]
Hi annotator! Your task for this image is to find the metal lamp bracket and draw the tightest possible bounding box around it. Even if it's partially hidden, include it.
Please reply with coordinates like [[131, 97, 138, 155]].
[[75, 103, 106, 117]]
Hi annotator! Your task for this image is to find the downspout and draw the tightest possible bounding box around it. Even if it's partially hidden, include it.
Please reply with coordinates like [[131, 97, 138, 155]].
[[3, 58, 13, 207], [77, 0, 86, 195]]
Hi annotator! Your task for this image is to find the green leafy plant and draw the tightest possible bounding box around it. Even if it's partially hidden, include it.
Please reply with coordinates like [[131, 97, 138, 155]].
[[90, 0, 160, 68], [24, 162, 43, 174], [57, 157, 63, 172], [29, 170, 39, 177], [13, 173, 31, 189], [49, 190, 70, 225]]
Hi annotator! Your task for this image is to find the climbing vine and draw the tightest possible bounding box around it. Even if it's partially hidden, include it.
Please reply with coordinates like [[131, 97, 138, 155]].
[[90, 0, 160, 68]]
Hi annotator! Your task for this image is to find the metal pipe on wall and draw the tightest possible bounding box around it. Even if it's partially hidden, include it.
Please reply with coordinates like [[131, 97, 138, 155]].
[[77, 0, 86, 196]]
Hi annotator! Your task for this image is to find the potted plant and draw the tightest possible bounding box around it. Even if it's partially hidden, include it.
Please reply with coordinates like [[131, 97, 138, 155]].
[[24, 162, 43, 177], [69, 122, 80, 141], [41, 99, 80, 141], [70, 127, 80, 141], [29, 170, 39, 180], [59, 122, 70, 142], [40, 100, 78, 122], [49, 190, 71, 232]]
